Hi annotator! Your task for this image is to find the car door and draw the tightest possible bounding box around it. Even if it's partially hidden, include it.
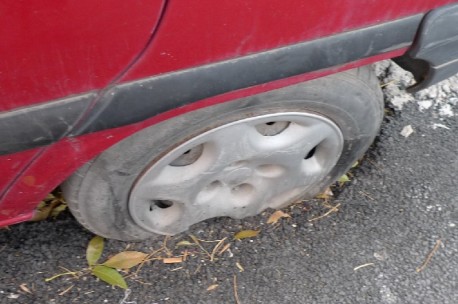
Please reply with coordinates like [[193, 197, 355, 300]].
[[0, 0, 166, 223]]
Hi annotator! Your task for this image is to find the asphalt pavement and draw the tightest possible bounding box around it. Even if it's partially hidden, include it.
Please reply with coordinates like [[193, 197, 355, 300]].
[[1, 64, 457, 303]]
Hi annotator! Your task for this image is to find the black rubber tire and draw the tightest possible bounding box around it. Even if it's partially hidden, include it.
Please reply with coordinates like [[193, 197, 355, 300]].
[[62, 66, 384, 241]]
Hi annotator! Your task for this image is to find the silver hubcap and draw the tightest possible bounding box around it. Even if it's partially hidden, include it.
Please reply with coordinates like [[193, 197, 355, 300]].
[[129, 112, 344, 235]]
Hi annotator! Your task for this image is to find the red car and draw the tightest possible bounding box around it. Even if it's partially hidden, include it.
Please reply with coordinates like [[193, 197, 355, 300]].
[[1, 1, 457, 240]]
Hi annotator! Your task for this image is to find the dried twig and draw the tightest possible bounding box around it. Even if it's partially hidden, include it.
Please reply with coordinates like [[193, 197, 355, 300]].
[[58, 285, 74, 296], [163, 257, 183, 264], [45, 271, 79, 282], [353, 263, 375, 271], [233, 275, 241, 304], [416, 239, 442, 273], [367, 159, 382, 171], [135, 246, 165, 276], [58, 266, 79, 279], [308, 203, 341, 222], [194, 237, 225, 243], [359, 191, 375, 201], [190, 235, 212, 259], [218, 243, 231, 256], [380, 79, 396, 88], [183, 249, 188, 261], [193, 264, 202, 275], [210, 237, 227, 262], [163, 236, 172, 257], [129, 277, 153, 285]]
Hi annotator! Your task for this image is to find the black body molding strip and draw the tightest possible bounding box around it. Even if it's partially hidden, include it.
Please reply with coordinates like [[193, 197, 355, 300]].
[[0, 14, 423, 155], [0, 93, 96, 155], [394, 3, 458, 92], [72, 14, 422, 136]]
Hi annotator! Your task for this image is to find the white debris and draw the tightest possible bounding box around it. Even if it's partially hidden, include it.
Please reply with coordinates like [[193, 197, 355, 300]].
[[418, 100, 433, 111], [426, 204, 443, 211], [374, 251, 388, 261], [227, 248, 234, 258], [438, 103, 454, 117], [375, 60, 458, 117], [7, 293, 20, 299], [432, 123, 450, 130], [390, 95, 414, 110], [400, 125, 414, 138]]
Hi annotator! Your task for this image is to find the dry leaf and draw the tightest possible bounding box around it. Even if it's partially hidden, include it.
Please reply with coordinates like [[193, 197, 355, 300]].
[[50, 203, 67, 219], [92, 265, 127, 289], [315, 187, 334, 200], [206, 284, 219, 291], [86, 236, 104, 266], [338, 174, 350, 183], [234, 230, 260, 240], [31, 200, 60, 221], [163, 257, 183, 264], [19, 284, 32, 294], [267, 210, 291, 224], [31, 193, 67, 221], [176, 240, 194, 247], [103, 251, 148, 269], [30, 201, 51, 221]]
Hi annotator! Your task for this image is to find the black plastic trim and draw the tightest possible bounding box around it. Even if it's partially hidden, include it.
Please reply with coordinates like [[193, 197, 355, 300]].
[[0, 94, 95, 155], [394, 3, 458, 92], [73, 15, 422, 136], [0, 15, 423, 155]]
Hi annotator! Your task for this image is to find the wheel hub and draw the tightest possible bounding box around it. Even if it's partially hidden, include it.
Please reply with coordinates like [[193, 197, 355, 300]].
[[129, 112, 344, 235]]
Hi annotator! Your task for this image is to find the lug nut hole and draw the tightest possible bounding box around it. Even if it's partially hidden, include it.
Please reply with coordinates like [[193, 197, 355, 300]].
[[304, 146, 318, 160], [150, 200, 174, 211], [169, 144, 204, 166], [255, 121, 291, 136]]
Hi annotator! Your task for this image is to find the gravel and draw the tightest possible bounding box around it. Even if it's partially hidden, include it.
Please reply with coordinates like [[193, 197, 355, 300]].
[[0, 61, 457, 304]]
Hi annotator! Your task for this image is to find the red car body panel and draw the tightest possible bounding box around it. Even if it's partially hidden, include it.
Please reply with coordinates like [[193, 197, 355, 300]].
[[0, 0, 456, 226], [121, 0, 452, 82], [0, 0, 165, 110]]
